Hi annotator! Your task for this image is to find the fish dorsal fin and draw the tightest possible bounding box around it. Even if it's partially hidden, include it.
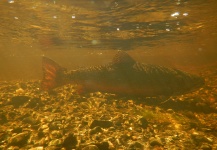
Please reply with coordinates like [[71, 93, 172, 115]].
[[112, 50, 135, 67]]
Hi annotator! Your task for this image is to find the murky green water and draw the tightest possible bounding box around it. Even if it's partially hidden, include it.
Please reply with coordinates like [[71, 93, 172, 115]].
[[0, 0, 217, 80]]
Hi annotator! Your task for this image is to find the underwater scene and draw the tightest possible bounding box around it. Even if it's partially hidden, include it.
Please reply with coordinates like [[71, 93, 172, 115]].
[[0, 0, 217, 149]]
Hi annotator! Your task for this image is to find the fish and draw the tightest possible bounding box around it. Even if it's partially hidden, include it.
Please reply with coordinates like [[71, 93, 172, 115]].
[[41, 51, 204, 96]]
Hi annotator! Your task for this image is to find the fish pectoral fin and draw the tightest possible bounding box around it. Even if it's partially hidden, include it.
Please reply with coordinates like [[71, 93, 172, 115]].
[[75, 84, 85, 94]]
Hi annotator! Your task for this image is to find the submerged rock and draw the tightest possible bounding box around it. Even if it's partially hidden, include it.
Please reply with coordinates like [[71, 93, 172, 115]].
[[82, 145, 99, 150], [138, 116, 149, 129], [8, 132, 30, 147], [89, 120, 113, 129], [128, 141, 144, 150], [89, 126, 103, 135], [62, 133, 77, 149], [10, 96, 30, 108], [149, 137, 163, 146]]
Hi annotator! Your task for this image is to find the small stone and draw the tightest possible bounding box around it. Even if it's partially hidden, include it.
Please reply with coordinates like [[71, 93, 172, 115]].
[[191, 131, 212, 144], [82, 145, 99, 150], [138, 117, 149, 128], [166, 109, 174, 113], [45, 146, 61, 150], [149, 137, 163, 146], [22, 116, 38, 124], [89, 126, 103, 135], [25, 97, 43, 108], [62, 133, 77, 149], [128, 141, 144, 150], [7, 146, 20, 150], [0, 112, 8, 124], [80, 102, 91, 109], [50, 130, 62, 139], [8, 132, 30, 146], [29, 146, 44, 150], [12, 127, 23, 133], [10, 96, 30, 107], [89, 120, 113, 129], [15, 88, 24, 94], [95, 141, 109, 150], [119, 134, 131, 144], [200, 143, 212, 150], [48, 139, 62, 146]]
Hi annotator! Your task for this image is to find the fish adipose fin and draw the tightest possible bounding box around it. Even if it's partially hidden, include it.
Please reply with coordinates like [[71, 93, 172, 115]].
[[41, 57, 66, 91]]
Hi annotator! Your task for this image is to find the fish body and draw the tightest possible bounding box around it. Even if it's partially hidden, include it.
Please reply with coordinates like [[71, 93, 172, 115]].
[[41, 51, 204, 96]]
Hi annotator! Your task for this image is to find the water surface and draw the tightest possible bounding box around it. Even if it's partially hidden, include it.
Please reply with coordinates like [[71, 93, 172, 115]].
[[0, 0, 217, 80]]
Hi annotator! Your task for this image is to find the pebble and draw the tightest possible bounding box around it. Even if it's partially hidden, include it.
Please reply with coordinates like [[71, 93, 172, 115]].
[[166, 109, 174, 113], [82, 145, 99, 150], [200, 143, 212, 150], [8, 132, 30, 146], [0, 81, 216, 150], [22, 116, 38, 124], [95, 141, 109, 150], [10, 96, 30, 107], [89, 120, 113, 129], [149, 137, 163, 146], [48, 138, 62, 146], [45, 145, 61, 150], [25, 97, 43, 108], [138, 116, 149, 128], [62, 133, 77, 149], [128, 141, 144, 150], [29, 146, 44, 150], [191, 131, 213, 144], [89, 126, 103, 135]]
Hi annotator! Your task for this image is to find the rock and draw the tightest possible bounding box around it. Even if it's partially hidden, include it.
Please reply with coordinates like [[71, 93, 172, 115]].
[[62, 133, 77, 149], [200, 143, 212, 150], [82, 145, 99, 150], [29, 146, 44, 150], [138, 117, 149, 128], [191, 131, 213, 145], [128, 141, 144, 150], [25, 97, 43, 108], [0, 111, 8, 124], [45, 145, 61, 150], [89, 126, 103, 135], [22, 116, 38, 124], [10, 96, 31, 108], [89, 120, 113, 129], [50, 130, 63, 139], [15, 88, 25, 94], [48, 139, 62, 146], [95, 141, 109, 150], [119, 134, 131, 144], [149, 137, 163, 146], [166, 109, 174, 113], [8, 132, 30, 146], [37, 130, 45, 138], [7, 146, 20, 150], [12, 127, 23, 133], [80, 102, 91, 109]]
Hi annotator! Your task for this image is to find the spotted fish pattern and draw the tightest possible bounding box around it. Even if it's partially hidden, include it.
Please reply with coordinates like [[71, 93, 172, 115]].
[[42, 51, 204, 96]]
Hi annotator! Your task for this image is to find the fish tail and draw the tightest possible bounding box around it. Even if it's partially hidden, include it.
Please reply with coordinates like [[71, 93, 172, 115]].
[[41, 57, 66, 91]]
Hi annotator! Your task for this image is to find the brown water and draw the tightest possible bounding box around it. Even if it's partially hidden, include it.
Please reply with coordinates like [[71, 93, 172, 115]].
[[0, 0, 217, 80]]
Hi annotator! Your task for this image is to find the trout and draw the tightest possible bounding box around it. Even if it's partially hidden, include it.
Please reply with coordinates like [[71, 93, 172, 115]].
[[41, 51, 204, 96]]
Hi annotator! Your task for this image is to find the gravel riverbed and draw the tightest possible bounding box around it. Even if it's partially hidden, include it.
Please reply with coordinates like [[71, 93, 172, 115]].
[[0, 69, 217, 150]]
